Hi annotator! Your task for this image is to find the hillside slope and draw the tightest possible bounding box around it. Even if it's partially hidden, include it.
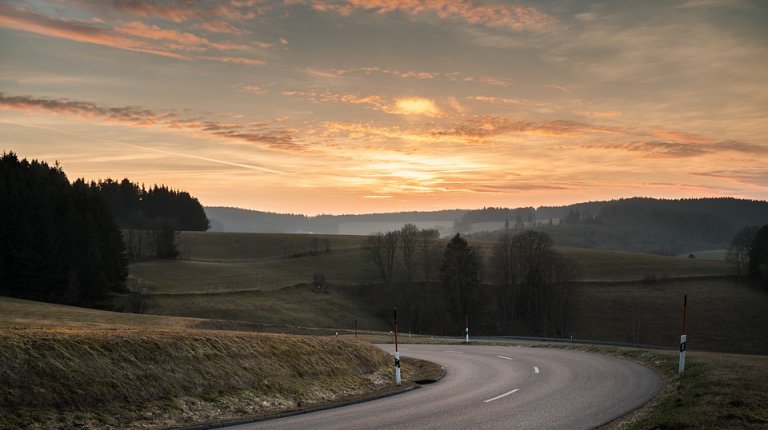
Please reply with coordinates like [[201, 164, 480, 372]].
[[0, 325, 392, 429]]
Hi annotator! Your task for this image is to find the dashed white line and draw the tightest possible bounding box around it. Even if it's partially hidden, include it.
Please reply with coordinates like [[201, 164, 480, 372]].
[[483, 388, 520, 403], [497, 355, 513, 360], [534, 366, 540, 374], [443, 350, 464, 354]]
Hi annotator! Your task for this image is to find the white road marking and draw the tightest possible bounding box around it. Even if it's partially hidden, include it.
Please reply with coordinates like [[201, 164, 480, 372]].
[[534, 366, 540, 374], [443, 350, 464, 354], [497, 355, 513, 360], [483, 388, 520, 403]]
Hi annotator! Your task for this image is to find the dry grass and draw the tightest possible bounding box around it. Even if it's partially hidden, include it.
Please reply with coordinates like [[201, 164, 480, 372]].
[[0, 326, 393, 430], [556, 246, 733, 281], [0, 296, 202, 329], [568, 278, 768, 354], [576, 347, 768, 430]]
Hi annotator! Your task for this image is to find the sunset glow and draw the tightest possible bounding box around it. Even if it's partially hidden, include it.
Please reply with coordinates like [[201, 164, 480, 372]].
[[1, 0, 766, 214]]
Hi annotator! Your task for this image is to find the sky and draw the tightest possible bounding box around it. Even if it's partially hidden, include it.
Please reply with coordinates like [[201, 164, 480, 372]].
[[1, 0, 767, 215]]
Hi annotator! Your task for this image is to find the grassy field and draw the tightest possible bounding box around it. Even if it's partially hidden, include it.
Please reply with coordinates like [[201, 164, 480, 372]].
[[568, 278, 768, 354], [124, 231, 754, 352], [557, 246, 733, 281], [0, 296, 202, 329], [130, 232, 732, 295]]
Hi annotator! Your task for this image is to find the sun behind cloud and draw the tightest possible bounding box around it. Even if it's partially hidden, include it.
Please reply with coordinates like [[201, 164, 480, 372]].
[[392, 97, 443, 117]]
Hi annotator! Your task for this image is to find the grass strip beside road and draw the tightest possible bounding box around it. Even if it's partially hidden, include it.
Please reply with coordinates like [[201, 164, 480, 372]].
[[0, 327, 395, 430]]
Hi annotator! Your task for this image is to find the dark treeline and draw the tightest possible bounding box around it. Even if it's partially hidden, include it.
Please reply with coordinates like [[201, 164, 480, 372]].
[[470, 198, 768, 254], [95, 179, 208, 260], [454, 207, 535, 232], [205, 206, 465, 234], [0, 153, 128, 306], [96, 178, 209, 231], [362, 224, 576, 337], [208, 198, 767, 255]]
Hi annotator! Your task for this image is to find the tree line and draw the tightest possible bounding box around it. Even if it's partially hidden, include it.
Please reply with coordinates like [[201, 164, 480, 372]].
[[728, 224, 768, 286], [1, 152, 211, 306], [0, 153, 127, 305], [365, 225, 577, 337], [94, 178, 209, 260]]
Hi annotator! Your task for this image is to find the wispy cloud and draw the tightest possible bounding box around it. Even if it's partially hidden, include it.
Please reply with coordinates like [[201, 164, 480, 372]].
[[303, 66, 513, 87], [468, 95, 551, 107], [0, 4, 262, 62], [283, 89, 446, 117], [287, 0, 556, 32], [0, 93, 301, 151], [0, 4, 187, 59], [581, 139, 765, 158]]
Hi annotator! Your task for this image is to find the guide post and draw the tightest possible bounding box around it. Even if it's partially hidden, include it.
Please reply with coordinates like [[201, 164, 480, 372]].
[[465, 314, 469, 344], [394, 308, 401, 386], [679, 295, 688, 375]]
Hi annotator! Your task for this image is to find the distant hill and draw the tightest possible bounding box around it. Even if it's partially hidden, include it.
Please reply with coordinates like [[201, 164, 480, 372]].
[[206, 197, 768, 255], [205, 207, 465, 236]]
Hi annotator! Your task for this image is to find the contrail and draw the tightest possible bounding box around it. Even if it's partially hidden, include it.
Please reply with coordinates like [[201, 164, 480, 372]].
[[0, 119, 285, 174]]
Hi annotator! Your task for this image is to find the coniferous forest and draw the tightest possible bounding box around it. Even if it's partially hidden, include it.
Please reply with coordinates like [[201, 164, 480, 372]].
[[0, 152, 209, 306]]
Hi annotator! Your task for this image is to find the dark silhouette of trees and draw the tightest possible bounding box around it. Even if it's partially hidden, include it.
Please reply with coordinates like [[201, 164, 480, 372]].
[[419, 228, 440, 282], [490, 230, 576, 336], [366, 231, 399, 283], [0, 153, 127, 306], [727, 226, 760, 277], [399, 223, 419, 282], [748, 224, 768, 285], [94, 179, 208, 260], [440, 234, 482, 321]]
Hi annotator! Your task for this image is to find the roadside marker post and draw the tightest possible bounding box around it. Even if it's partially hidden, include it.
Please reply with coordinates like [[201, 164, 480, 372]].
[[465, 314, 469, 344], [678, 295, 688, 375], [394, 308, 401, 386], [354, 319, 358, 338]]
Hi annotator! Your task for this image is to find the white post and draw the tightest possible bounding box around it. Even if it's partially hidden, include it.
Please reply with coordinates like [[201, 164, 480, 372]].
[[395, 351, 401, 386], [394, 308, 401, 386], [678, 295, 688, 375], [678, 334, 687, 374], [465, 314, 469, 344]]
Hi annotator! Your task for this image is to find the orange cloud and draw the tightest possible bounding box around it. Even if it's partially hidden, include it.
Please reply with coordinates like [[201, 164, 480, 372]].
[[392, 97, 444, 117], [0, 5, 260, 62], [0, 4, 188, 59], [0, 93, 301, 151], [580, 139, 765, 158], [118, 21, 248, 51], [469, 95, 550, 107], [284, 89, 447, 117], [292, 0, 556, 32]]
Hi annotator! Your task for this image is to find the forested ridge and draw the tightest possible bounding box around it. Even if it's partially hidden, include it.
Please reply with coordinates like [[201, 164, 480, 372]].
[[0, 153, 209, 306], [208, 198, 767, 254]]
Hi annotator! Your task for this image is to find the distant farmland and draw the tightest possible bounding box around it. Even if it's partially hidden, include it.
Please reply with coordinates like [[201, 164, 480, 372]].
[[124, 231, 767, 354]]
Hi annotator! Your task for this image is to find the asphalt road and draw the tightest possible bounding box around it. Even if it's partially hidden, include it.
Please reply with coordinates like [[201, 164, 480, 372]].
[[227, 344, 662, 430]]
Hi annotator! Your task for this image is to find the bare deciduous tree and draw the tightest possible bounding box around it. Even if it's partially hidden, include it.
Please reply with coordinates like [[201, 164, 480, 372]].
[[400, 223, 419, 282], [727, 226, 759, 277]]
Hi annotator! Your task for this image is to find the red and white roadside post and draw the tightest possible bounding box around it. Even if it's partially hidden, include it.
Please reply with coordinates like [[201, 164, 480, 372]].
[[394, 308, 401, 386], [679, 295, 688, 375], [465, 314, 469, 344]]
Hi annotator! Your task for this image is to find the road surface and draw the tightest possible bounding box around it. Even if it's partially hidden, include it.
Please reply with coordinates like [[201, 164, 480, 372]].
[[226, 344, 662, 430]]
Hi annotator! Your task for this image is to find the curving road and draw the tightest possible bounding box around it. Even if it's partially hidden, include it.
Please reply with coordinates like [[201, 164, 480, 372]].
[[227, 344, 661, 430]]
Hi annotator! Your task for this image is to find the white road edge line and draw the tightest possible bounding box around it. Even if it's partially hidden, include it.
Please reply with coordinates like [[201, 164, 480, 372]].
[[483, 388, 519, 403], [443, 350, 464, 354], [534, 366, 540, 374], [497, 355, 513, 360]]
